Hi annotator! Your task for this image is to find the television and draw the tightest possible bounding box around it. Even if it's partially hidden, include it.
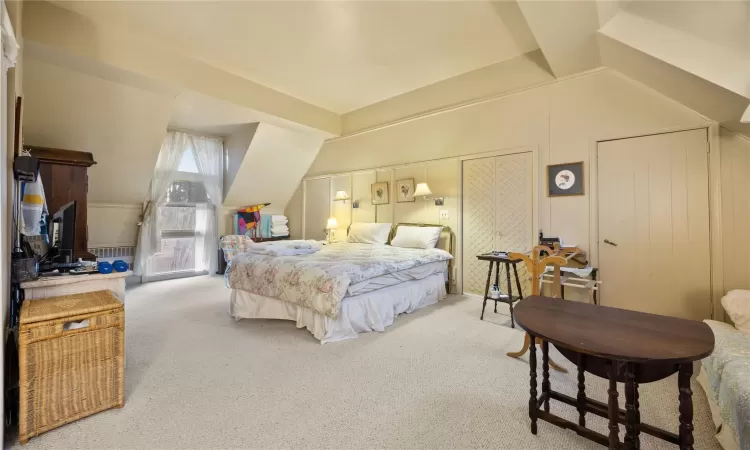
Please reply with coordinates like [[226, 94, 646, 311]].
[[48, 201, 76, 263]]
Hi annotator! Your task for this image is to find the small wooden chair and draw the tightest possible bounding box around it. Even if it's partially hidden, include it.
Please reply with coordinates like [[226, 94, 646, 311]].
[[506, 245, 580, 373]]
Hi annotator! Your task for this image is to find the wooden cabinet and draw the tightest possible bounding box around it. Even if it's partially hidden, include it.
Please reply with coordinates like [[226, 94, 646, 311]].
[[25, 145, 97, 260]]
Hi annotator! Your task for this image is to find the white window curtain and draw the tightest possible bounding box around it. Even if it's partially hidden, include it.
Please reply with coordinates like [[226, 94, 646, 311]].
[[191, 135, 223, 273], [134, 132, 223, 278]]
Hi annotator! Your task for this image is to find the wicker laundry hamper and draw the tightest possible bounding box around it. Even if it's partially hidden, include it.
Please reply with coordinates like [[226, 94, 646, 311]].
[[18, 290, 124, 444]]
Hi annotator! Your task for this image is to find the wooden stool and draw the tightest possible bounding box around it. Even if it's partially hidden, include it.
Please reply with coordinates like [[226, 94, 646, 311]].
[[476, 253, 525, 327]]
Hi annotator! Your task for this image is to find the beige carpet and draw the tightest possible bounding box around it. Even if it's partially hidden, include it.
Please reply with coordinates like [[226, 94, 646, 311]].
[[12, 275, 721, 449]]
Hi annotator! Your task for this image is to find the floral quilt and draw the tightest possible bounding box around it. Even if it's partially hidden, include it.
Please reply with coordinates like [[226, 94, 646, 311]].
[[702, 320, 750, 449], [226, 243, 453, 319]]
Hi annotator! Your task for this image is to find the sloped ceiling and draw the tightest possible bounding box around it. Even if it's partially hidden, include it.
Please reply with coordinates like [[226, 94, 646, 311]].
[[23, 0, 340, 136], [50, 0, 540, 113], [223, 123, 326, 209], [19, 0, 750, 222], [516, 0, 602, 77], [22, 55, 174, 205], [598, 1, 750, 135]]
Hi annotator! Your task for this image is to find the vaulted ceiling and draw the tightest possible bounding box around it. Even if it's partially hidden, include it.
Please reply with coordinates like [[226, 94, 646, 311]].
[[19, 0, 750, 212], [51, 0, 540, 114]]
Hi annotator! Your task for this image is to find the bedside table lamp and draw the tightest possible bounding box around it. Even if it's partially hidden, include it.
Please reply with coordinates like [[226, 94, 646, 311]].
[[325, 217, 339, 243]]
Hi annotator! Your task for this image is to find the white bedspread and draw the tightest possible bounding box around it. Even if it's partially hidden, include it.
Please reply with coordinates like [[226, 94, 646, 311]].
[[247, 239, 322, 256], [230, 273, 447, 343], [227, 243, 452, 320]]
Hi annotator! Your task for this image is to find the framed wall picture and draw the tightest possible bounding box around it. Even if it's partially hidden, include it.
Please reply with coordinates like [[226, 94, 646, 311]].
[[396, 178, 415, 203], [547, 162, 584, 197], [371, 182, 389, 205]]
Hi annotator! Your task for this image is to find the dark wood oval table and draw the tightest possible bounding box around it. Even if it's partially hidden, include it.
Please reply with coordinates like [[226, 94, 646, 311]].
[[514, 296, 714, 450]]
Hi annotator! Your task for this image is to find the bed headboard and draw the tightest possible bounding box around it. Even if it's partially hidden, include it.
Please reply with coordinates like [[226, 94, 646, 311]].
[[391, 223, 455, 292], [344, 222, 456, 292], [389, 223, 453, 254]]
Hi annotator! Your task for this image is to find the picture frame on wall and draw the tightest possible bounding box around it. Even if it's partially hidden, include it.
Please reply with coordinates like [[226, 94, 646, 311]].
[[547, 161, 584, 197], [371, 182, 389, 205], [396, 178, 415, 203]]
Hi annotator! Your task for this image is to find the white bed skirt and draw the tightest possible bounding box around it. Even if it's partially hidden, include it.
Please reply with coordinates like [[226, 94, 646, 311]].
[[230, 273, 447, 343], [697, 366, 740, 450]]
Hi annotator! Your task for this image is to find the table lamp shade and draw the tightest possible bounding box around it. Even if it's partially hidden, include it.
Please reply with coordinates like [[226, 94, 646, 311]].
[[326, 217, 339, 230], [414, 183, 432, 197]]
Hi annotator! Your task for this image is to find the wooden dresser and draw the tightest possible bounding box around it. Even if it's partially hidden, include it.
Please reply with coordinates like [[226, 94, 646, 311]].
[[25, 145, 96, 260]]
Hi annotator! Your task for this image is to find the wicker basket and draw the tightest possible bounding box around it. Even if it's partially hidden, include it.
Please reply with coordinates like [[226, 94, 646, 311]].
[[18, 290, 124, 444]]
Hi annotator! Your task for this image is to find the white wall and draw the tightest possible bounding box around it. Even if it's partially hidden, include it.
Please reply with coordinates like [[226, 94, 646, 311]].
[[223, 123, 258, 201], [223, 122, 325, 211], [301, 69, 710, 262], [23, 57, 174, 205], [22, 56, 174, 247]]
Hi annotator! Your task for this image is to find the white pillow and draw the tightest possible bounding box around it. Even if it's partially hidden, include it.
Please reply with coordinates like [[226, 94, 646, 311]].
[[721, 289, 750, 335], [390, 226, 442, 249], [347, 223, 392, 245]]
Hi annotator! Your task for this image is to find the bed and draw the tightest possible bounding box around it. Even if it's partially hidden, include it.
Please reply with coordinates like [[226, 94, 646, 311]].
[[225, 223, 455, 343], [698, 319, 749, 450]]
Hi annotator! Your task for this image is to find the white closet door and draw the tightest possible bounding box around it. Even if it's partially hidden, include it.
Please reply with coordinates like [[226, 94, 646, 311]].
[[462, 152, 533, 295], [304, 178, 330, 240], [598, 129, 710, 320]]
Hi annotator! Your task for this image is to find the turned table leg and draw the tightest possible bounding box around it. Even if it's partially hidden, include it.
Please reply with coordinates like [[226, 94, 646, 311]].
[[529, 334, 538, 435], [481, 262, 493, 320], [577, 353, 586, 427], [541, 340, 550, 413], [608, 361, 620, 449], [678, 363, 694, 450], [624, 363, 641, 449], [634, 379, 641, 441]]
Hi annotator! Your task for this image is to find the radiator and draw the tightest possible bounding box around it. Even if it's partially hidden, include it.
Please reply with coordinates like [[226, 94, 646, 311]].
[[88, 246, 135, 265]]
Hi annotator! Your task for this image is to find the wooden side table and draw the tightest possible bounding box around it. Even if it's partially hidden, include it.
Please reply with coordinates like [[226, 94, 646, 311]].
[[515, 296, 714, 450], [476, 253, 524, 327]]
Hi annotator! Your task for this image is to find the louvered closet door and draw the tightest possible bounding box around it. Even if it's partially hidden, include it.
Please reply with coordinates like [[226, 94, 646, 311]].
[[463, 158, 496, 294], [494, 152, 533, 295], [462, 152, 533, 295]]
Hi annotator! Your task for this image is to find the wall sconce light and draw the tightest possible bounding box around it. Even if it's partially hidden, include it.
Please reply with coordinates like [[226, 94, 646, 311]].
[[413, 182, 432, 200], [333, 191, 350, 203]]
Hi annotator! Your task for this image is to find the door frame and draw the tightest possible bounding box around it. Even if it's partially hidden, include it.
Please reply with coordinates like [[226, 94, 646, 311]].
[[588, 123, 723, 320], [458, 145, 539, 295]]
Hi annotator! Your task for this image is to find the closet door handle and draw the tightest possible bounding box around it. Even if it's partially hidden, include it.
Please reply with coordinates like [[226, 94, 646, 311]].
[[603, 239, 618, 247]]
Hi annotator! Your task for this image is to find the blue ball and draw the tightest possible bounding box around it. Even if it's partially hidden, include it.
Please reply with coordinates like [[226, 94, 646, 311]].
[[97, 261, 114, 274], [112, 260, 129, 272]]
